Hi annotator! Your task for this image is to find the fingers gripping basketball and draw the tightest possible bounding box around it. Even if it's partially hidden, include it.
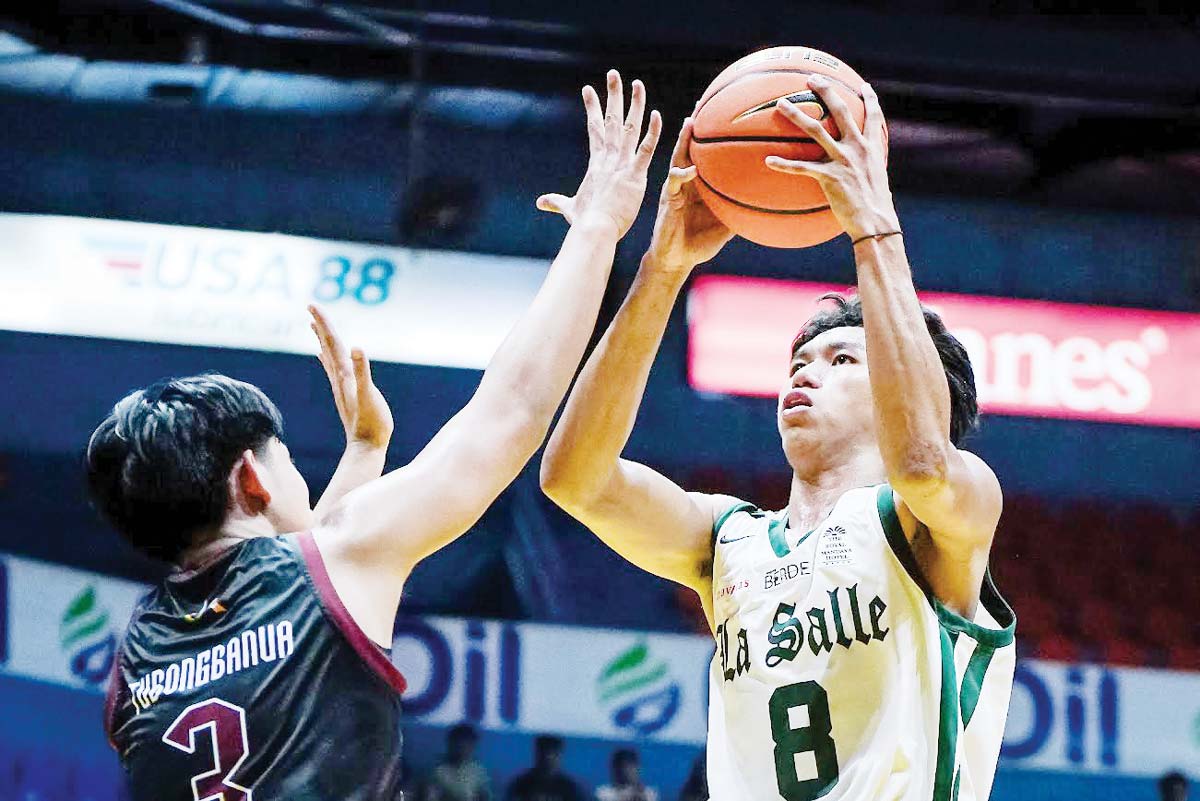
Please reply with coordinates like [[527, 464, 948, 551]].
[[688, 46, 879, 249]]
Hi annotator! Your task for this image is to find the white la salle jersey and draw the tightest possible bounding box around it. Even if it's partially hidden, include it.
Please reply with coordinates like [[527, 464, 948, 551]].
[[707, 484, 1016, 801]]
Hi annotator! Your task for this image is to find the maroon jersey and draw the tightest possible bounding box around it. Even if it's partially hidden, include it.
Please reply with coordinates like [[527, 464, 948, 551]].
[[105, 533, 408, 801]]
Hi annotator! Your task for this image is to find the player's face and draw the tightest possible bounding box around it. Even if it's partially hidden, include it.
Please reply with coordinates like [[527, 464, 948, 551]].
[[777, 326, 876, 457], [257, 438, 315, 534]]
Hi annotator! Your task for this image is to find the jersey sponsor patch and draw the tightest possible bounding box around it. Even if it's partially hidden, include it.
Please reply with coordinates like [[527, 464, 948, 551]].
[[717, 579, 750, 599], [818, 525, 856, 566], [763, 560, 812, 591]]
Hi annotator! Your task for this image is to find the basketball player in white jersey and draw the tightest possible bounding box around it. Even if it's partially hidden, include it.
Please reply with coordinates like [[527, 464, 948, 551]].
[[539, 75, 1015, 801]]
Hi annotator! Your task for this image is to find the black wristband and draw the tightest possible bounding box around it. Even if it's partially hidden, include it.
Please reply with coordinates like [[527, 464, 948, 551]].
[[851, 230, 903, 247]]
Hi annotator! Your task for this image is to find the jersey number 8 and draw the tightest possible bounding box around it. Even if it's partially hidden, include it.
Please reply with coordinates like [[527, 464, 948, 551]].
[[769, 681, 840, 801]]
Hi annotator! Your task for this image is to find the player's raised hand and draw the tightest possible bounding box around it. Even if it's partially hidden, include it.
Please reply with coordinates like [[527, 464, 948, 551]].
[[308, 304, 393, 450], [536, 70, 662, 237], [764, 76, 899, 243], [643, 116, 734, 273]]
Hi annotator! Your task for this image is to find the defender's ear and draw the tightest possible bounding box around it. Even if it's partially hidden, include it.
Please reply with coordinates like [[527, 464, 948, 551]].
[[231, 448, 272, 514]]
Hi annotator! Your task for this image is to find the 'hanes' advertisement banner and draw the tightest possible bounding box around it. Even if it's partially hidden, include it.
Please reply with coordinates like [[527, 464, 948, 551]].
[[2, 552, 1198, 777], [687, 275, 1200, 428]]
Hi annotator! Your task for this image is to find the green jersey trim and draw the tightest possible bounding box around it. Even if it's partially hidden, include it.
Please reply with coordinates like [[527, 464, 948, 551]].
[[933, 627, 960, 801], [960, 642, 997, 728], [712, 501, 758, 544], [875, 485, 1016, 648], [768, 506, 834, 559], [767, 514, 790, 557]]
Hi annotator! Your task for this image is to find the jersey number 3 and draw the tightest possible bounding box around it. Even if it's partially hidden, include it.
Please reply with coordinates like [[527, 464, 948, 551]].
[[769, 681, 840, 801], [163, 698, 254, 801]]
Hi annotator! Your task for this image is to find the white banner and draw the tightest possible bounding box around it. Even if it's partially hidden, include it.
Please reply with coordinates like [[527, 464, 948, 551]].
[[391, 615, 713, 746], [0, 213, 550, 369], [2, 552, 1197, 777], [0, 554, 147, 690], [1002, 659, 1200, 777]]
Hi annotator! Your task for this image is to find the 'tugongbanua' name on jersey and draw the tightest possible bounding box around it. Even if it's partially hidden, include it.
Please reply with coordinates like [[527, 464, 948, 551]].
[[129, 620, 295, 712]]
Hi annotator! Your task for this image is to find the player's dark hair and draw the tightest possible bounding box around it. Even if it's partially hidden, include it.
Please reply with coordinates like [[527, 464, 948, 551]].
[[85, 374, 284, 563], [612, 748, 639, 768], [792, 293, 979, 445], [535, 735, 565, 756], [448, 723, 478, 745], [1158, 772, 1188, 797]]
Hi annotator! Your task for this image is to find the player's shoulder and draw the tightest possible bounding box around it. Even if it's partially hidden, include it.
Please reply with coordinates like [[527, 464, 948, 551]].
[[225, 534, 308, 585], [705, 493, 776, 541]]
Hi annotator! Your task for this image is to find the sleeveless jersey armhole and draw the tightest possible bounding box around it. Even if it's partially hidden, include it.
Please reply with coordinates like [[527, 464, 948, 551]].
[[711, 500, 757, 547], [875, 485, 1015, 648], [295, 532, 409, 695]]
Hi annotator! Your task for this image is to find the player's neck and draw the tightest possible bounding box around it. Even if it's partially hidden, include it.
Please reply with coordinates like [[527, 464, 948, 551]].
[[178, 517, 276, 571], [786, 446, 887, 532]]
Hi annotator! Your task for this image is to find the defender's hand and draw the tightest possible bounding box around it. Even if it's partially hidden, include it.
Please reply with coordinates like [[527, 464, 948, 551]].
[[643, 116, 734, 274], [309, 305, 393, 450], [764, 76, 899, 242], [537, 70, 663, 237]]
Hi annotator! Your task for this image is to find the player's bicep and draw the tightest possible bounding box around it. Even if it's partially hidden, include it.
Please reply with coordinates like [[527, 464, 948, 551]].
[[566, 458, 719, 589], [897, 448, 1002, 555]]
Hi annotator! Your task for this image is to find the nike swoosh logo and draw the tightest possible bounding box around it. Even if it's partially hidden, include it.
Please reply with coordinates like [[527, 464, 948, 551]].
[[733, 90, 827, 122], [718, 534, 754, 544]]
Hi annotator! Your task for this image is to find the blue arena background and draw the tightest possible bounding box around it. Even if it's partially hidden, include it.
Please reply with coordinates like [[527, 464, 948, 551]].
[[0, 2, 1198, 799]]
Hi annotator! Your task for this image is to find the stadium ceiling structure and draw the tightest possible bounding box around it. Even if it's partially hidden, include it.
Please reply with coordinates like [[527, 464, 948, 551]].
[[3, 0, 1199, 212]]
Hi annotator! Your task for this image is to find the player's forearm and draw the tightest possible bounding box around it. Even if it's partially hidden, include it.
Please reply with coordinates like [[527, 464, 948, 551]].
[[313, 439, 388, 521], [854, 234, 954, 490], [470, 216, 621, 448], [541, 257, 687, 504]]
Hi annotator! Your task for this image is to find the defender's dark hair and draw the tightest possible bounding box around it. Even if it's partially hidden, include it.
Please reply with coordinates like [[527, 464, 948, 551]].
[[85, 374, 284, 563], [792, 293, 979, 445]]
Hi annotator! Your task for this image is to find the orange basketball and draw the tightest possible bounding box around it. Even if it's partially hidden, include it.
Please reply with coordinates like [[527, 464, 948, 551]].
[[689, 46, 879, 249]]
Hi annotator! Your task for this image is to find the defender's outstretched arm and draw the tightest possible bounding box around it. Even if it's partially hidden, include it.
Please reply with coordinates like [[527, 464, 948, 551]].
[[308, 304, 393, 521], [313, 72, 662, 644]]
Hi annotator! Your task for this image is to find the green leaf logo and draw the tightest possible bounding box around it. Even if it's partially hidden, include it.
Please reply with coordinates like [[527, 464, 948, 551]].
[[59, 586, 111, 651], [596, 641, 669, 703], [595, 640, 682, 737]]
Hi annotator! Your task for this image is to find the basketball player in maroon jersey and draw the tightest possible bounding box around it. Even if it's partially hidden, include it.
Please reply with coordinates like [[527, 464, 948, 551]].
[[88, 72, 661, 801]]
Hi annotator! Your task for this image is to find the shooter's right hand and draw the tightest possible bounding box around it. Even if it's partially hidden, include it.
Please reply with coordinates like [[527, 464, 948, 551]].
[[643, 116, 734, 275]]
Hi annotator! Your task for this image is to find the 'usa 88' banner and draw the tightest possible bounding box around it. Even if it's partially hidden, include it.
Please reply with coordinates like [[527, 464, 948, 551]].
[[0, 213, 550, 371]]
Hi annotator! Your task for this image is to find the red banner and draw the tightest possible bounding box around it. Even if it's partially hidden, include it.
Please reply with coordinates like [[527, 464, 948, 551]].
[[687, 275, 1200, 428]]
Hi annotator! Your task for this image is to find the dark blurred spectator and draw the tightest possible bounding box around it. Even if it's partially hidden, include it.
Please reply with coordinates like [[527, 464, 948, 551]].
[[594, 749, 657, 801], [423, 724, 493, 801], [676, 749, 706, 801], [505, 735, 583, 801], [1160, 771, 1190, 801]]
